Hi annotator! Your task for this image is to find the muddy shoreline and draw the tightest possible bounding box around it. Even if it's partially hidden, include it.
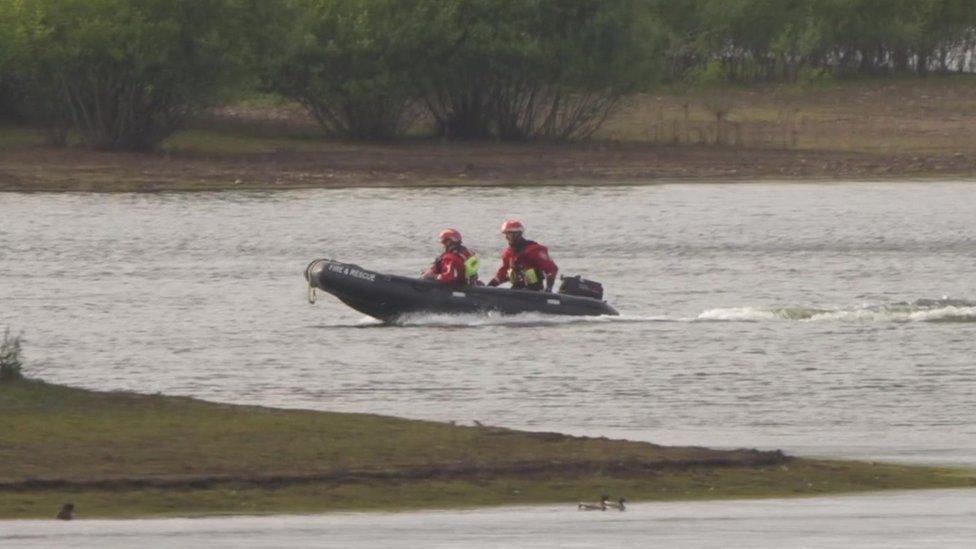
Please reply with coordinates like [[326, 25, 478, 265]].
[[2, 138, 975, 193]]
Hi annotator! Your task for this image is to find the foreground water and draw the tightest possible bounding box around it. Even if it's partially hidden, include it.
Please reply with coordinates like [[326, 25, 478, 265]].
[[1, 182, 975, 465], [3, 489, 975, 548]]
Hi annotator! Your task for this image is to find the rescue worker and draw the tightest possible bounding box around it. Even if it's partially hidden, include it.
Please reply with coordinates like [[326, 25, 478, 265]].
[[421, 229, 480, 285], [487, 220, 558, 291]]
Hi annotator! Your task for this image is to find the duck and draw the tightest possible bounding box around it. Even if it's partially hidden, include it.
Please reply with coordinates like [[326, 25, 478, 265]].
[[577, 494, 609, 511], [606, 497, 627, 511], [56, 502, 74, 520]]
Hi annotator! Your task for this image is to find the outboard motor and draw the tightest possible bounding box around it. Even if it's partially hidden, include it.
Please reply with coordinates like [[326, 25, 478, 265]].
[[558, 275, 604, 300]]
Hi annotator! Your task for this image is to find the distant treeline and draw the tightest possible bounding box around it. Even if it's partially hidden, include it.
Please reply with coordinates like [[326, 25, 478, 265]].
[[662, 0, 976, 82], [1, 0, 974, 150]]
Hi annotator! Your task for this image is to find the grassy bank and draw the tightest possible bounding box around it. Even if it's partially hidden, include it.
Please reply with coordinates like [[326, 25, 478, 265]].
[[1, 77, 976, 193], [0, 379, 972, 519], [603, 76, 976, 154]]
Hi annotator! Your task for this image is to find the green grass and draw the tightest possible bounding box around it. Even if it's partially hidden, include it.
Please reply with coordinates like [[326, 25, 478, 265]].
[[599, 74, 976, 153], [160, 130, 330, 156], [0, 379, 768, 481], [0, 126, 44, 149], [0, 379, 973, 519]]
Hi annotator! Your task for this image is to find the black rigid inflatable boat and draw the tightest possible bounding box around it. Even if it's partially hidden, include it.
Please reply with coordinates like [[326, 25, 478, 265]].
[[305, 258, 618, 322]]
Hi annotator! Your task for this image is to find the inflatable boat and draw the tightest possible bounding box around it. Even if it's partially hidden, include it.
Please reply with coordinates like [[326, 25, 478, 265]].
[[304, 258, 618, 322]]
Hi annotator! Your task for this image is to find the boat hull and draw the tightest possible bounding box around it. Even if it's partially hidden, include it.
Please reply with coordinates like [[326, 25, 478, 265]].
[[304, 259, 618, 322]]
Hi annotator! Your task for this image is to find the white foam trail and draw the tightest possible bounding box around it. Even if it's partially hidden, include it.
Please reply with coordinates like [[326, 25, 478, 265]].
[[809, 305, 976, 323], [349, 300, 976, 327], [355, 317, 384, 327], [697, 303, 976, 323], [696, 307, 783, 322], [390, 312, 669, 328]]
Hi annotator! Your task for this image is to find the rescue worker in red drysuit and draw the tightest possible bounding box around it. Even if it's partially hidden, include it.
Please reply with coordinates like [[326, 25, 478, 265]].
[[421, 229, 480, 285], [487, 220, 558, 292]]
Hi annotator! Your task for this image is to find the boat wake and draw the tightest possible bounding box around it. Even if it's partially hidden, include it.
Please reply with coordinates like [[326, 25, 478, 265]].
[[697, 298, 976, 324], [316, 297, 976, 328], [386, 312, 668, 328]]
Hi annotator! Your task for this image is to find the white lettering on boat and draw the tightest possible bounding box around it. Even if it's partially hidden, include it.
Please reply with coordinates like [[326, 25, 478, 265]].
[[327, 263, 376, 282]]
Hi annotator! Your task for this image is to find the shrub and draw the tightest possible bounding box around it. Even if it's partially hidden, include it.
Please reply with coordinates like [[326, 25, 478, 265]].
[[0, 328, 23, 382], [273, 0, 420, 140], [417, 0, 665, 140], [0, 1, 23, 121], [10, 0, 273, 151], [277, 0, 665, 141]]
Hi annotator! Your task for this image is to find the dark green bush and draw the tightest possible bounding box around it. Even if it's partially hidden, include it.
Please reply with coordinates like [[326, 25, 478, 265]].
[[272, 0, 421, 140], [4, 0, 975, 145], [416, 0, 664, 140], [0, 2, 23, 121], [10, 0, 274, 151], [0, 329, 23, 382], [275, 0, 664, 141], [657, 0, 976, 83]]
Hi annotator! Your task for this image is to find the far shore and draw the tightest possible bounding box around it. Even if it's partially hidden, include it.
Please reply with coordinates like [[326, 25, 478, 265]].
[[1, 129, 974, 193], [3, 78, 976, 193], [1, 378, 973, 520]]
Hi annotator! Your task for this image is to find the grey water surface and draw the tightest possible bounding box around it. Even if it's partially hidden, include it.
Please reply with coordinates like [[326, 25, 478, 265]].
[[2, 489, 975, 548], [1, 182, 975, 464]]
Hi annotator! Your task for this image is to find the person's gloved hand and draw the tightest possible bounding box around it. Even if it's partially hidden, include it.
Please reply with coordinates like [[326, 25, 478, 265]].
[[488, 278, 500, 287]]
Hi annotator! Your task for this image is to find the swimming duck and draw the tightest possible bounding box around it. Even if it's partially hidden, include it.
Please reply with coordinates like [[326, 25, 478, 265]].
[[606, 497, 626, 511], [56, 502, 74, 520], [577, 494, 609, 511]]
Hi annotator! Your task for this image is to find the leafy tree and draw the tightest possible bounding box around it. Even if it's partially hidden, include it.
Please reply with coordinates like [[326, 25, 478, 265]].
[[418, 0, 665, 140], [0, 0, 23, 121], [659, 0, 976, 82], [0, 328, 23, 382], [276, 0, 663, 141], [272, 0, 422, 140], [11, 0, 273, 151]]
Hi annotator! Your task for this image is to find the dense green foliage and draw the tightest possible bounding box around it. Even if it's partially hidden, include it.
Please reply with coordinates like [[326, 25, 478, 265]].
[[5, 0, 278, 150], [659, 0, 976, 82], [273, 0, 421, 139], [2, 0, 975, 145], [414, 0, 664, 140], [274, 0, 662, 140], [0, 329, 23, 382], [0, 4, 23, 121]]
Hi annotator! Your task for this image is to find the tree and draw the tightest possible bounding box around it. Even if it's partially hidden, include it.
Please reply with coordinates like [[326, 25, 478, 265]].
[[11, 0, 272, 151], [417, 0, 665, 140], [272, 0, 422, 140], [0, 0, 23, 121]]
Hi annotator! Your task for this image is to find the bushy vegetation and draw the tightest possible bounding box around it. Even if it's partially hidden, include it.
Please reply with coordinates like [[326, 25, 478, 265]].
[[413, 0, 664, 140], [659, 0, 976, 83], [272, 0, 421, 140], [0, 5, 23, 121], [0, 328, 23, 382], [4, 0, 278, 150], [1, 0, 975, 147], [273, 0, 662, 140]]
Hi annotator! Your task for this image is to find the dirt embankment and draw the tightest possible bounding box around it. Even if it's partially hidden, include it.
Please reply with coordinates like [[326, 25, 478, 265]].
[[2, 78, 975, 193], [2, 138, 974, 193]]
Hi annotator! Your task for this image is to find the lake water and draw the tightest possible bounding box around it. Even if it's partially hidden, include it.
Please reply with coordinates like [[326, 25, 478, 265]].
[[3, 489, 975, 548], [1, 182, 975, 465]]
